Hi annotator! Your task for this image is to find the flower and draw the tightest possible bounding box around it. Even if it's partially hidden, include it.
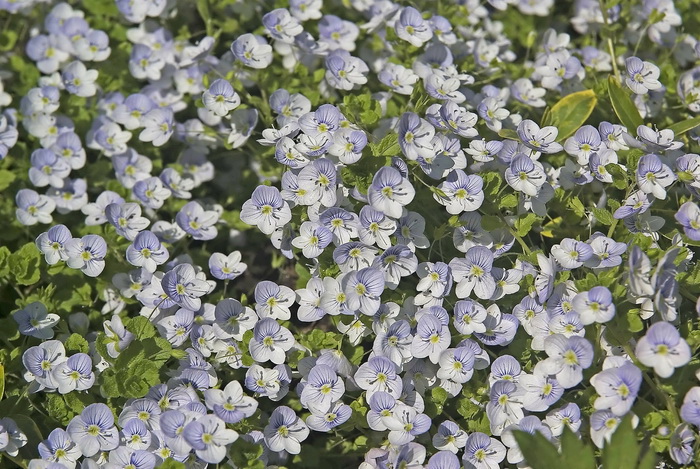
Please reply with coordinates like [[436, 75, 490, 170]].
[[139, 107, 174, 147], [680, 387, 700, 427], [675, 201, 700, 240], [38, 428, 81, 469], [240, 185, 292, 235], [572, 286, 615, 324], [368, 166, 416, 218], [249, 318, 295, 364], [343, 267, 385, 316], [540, 334, 594, 388], [590, 362, 642, 416], [13, 301, 60, 339], [64, 234, 107, 277], [398, 112, 436, 161], [125, 230, 169, 273], [436, 170, 484, 214], [395, 6, 433, 47], [636, 153, 675, 200], [105, 202, 150, 241], [625, 56, 663, 94], [183, 414, 238, 464], [354, 356, 402, 399], [16, 188, 56, 226], [0, 418, 27, 458], [52, 353, 95, 394], [299, 364, 345, 413], [254, 281, 296, 320], [462, 432, 506, 469], [449, 246, 496, 300], [66, 403, 119, 457], [505, 154, 547, 196], [202, 79, 240, 116], [635, 321, 691, 378], [175, 201, 219, 241], [62, 61, 98, 97], [208, 251, 247, 281], [517, 119, 563, 154], [162, 264, 210, 311], [263, 406, 309, 454]]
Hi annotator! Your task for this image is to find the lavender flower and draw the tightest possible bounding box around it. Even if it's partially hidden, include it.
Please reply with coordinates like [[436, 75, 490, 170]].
[[64, 234, 107, 277], [263, 406, 309, 454], [249, 318, 294, 364], [541, 335, 593, 388], [590, 362, 642, 416], [66, 403, 119, 457], [162, 263, 211, 311], [241, 185, 292, 235], [635, 321, 691, 378], [182, 414, 238, 464]]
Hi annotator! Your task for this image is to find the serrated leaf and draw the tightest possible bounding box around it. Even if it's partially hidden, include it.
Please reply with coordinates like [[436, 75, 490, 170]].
[[666, 116, 700, 136], [483, 172, 502, 197], [515, 213, 538, 236], [65, 333, 90, 354], [608, 76, 644, 134], [499, 193, 518, 208], [369, 132, 400, 157], [545, 89, 597, 141], [127, 316, 156, 340], [568, 196, 586, 217], [592, 207, 613, 225], [513, 431, 564, 469]]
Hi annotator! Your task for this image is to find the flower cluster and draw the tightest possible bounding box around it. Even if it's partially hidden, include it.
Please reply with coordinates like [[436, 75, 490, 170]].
[[1, 0, 700, 468]]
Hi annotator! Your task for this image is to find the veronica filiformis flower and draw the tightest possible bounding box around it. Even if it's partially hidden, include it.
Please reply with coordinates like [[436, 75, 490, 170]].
[[263, 406, 309, 455], [249, 318, 294, 364]]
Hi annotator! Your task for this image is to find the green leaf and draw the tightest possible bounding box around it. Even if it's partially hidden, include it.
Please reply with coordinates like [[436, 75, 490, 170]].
[[608, 76, 644, 133], [483, 172, 502, 197], [568, 196, 586, 217], [626, 309, 644, 333], [9, 243, 42, 286], [592, 207, 614, 225], [127, 316, 157, 340], [560, 426, 596, 469], [543, 89, 597, 141], [156, 458, 186, 469], [513, 430, 564, 469], [369, 132, 400, 157], [0, 31, 17, 52], [666, 116, 700, 136], [514, 213, 538, 236], [0, 364, 4, 402], [65, 333, 89, 354], [0, 169, 16, 191], [605, 163, 628, 190], [637, 448, 657, 469], [431, 387, 448, 407], [196, 0, 213, 36], [602, 414, 638, 469], [499, 193, 518, 208], [497, 128, 520, 140]]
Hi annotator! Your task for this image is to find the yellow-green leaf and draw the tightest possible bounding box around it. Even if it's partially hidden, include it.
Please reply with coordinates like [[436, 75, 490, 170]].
[[666, 116, 700, 136], [607, 76, 644, 134], [545, 89, 597, 142], [498, 128, 520, 140]]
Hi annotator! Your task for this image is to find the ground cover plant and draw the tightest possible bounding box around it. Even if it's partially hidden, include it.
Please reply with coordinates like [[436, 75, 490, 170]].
[[1, 0, 700, 467]]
